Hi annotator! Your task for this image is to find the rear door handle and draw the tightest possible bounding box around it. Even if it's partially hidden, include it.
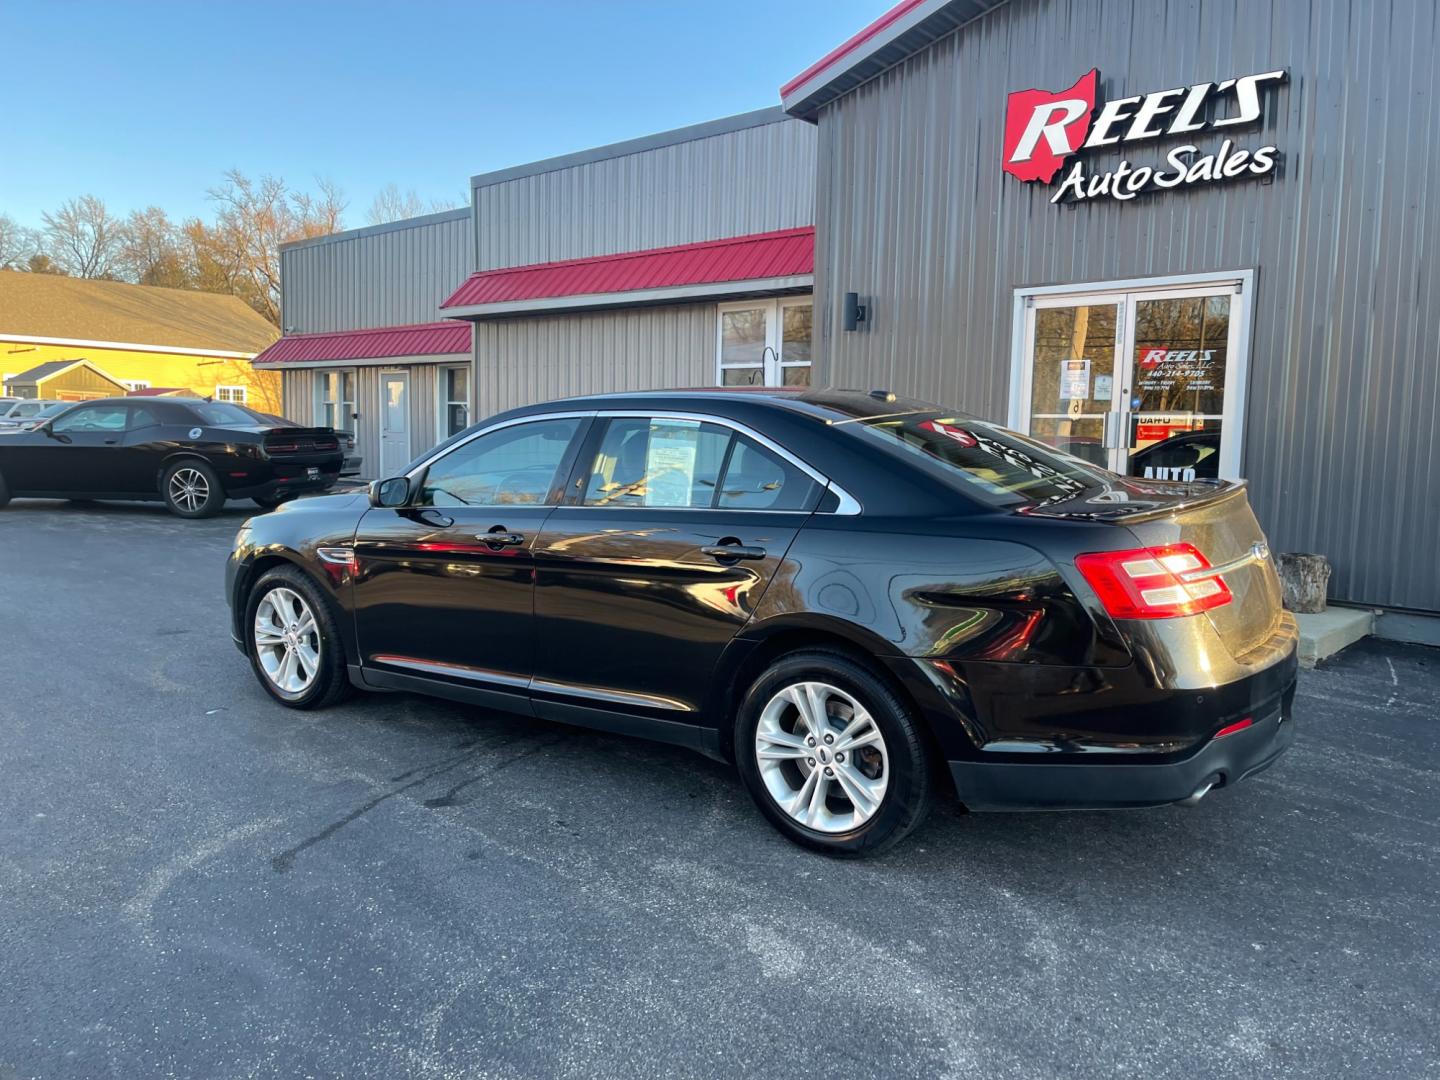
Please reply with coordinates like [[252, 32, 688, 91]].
[[479, 531, 526, 547], [702, 544, 767, 561]]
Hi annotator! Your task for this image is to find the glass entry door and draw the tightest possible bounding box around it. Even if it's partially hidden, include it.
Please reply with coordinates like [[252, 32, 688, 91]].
[[1017, 278, 1249, 480]]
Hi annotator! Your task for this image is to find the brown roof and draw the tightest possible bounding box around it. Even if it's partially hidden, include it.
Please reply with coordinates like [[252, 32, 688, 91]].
[[0, 270, 279, 354]]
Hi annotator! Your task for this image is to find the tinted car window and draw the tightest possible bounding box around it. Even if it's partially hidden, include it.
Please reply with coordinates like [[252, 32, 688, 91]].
[[853, 413, 1111, 508], [582, 418, 732, 508], [419, 418, 580, 507], [128, 406, 162, 430], [188, 402, 257, 426], [51, 404, 129, 433], [716, 436, 818, 511]]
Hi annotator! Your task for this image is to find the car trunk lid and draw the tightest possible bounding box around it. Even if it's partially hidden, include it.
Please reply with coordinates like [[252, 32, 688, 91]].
[[1119, 482, 1284, 659]]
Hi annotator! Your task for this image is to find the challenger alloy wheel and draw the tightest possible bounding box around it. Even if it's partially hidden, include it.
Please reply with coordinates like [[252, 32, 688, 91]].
[[162, 460, 224, 518]]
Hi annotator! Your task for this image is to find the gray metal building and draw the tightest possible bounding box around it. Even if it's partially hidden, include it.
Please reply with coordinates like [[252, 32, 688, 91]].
[[255, 209, 474, 477], [784, 0, 1440, 617], [446, 108, 817, 415], [257, 109, 818, 477]]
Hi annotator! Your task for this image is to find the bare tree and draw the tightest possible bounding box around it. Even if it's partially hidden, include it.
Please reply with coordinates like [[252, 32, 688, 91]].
[[0, 214, 39, 270], [40, 195, 129, 278], [206, 170, 347, 324], [366, 183, 461, 225], [120, 206, 190, 288]]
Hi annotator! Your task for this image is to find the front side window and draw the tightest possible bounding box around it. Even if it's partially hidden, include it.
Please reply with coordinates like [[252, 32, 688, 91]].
[[50, 404, 129, 433], [581, 417, 819, 512], [418, 417, 580, 508], [442, 366, 470, 438], [717, 298, 813, 388]]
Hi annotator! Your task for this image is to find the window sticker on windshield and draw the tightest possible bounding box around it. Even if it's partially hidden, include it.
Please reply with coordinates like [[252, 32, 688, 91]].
[[645, 420, 701, 507]]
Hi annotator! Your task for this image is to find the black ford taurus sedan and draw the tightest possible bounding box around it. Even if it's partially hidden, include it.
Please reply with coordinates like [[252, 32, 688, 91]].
[[0, 397, 344, 517], [226, 389, 1297, 854]]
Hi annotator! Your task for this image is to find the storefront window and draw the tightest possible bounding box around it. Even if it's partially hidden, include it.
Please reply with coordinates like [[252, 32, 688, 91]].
[[717, 298, 813, 388], [442, 365, 470, 437], [1015, 276, 1247, 481]]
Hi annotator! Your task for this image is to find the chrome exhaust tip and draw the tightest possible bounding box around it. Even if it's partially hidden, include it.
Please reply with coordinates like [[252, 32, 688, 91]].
[[1176, 781, 1214, 807]]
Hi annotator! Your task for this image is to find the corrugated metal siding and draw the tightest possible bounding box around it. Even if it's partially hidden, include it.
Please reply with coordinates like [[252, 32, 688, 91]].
[[473, 304, 716, 415], [473, 120, 816, 269], [280, 368, 315, 425], [813, 0, 1440, 611], [280, 212, 472, 334]]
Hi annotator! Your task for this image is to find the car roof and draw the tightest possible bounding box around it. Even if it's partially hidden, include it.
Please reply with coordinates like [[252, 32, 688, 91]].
[[508, 387, 947, 425]]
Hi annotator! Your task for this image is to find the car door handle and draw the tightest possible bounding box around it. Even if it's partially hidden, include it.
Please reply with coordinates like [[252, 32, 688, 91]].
[[702, 544, 767, 561], [104, 439, 118, 445], [479, 531, 526, 547]]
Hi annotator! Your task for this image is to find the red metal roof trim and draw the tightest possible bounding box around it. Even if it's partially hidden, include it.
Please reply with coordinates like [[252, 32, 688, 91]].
[[780, 0, 927, 97], [442, 227, 814, 309], [253, 321, 472, 365]]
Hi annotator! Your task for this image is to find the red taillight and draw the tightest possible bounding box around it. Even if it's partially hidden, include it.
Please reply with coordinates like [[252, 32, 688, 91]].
[[1075, 542, 1233, 620]]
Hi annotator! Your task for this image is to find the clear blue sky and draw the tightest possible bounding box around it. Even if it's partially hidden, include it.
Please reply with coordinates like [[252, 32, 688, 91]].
[[0, 0, 888, 227]]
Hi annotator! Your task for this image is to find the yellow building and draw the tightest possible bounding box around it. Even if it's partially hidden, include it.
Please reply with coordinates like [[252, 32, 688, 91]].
[[0, 270, 280, 411]]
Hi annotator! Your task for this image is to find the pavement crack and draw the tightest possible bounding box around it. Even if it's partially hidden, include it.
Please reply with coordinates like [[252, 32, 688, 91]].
[[272, 745, 485, 872]]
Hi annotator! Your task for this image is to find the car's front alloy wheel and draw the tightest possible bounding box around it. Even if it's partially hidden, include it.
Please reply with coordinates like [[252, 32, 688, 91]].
[[254, 586, 321, 694], [245, 566, 351, 710], [736, 649, 932, 856]]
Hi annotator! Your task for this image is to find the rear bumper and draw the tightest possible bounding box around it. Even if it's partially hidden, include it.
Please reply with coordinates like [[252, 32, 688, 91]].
[[226, 472, 339, 499], [949, 662, 1297, 811], [951, 688, 1294, 809]]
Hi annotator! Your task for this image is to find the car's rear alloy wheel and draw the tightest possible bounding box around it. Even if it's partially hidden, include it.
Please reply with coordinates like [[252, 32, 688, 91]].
[[245, 566, 351, 709], [736, 650, 932, 856], [755, 681, 889, 833], [163, 460, 223, 518], [254, 587, 321, 695]]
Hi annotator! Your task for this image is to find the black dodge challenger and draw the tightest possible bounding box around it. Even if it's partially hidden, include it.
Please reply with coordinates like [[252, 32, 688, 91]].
[[0, 396, 344, 517], [225, 389, 1297, 854]]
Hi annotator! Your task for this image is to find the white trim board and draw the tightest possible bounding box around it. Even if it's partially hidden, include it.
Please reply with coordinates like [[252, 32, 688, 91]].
[[254, 352, 470, 371], [0, 333, 257, 359], [441, 275, 814, 320]]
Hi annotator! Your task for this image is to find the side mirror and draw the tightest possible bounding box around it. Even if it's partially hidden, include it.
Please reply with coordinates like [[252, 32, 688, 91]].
[[369, 476, 412, 508]]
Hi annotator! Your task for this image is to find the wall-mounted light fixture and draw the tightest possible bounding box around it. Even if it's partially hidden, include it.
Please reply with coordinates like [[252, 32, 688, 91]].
[[842, 292, 868, 332]]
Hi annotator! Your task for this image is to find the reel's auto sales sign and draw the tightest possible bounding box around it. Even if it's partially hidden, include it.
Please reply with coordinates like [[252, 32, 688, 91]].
[[1002, 68, 1286, 204]]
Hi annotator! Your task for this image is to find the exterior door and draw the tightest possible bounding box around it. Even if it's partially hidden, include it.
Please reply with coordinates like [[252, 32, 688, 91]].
[[379, 372, 410, 477], [351, 415, 587, 697], [1015, 276, 1250, 480], [531, 415, 823, 731]]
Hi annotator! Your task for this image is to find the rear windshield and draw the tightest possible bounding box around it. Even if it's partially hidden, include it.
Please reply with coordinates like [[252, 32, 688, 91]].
[[850, 412, 1112, 508], [188, 402, 257, 426]]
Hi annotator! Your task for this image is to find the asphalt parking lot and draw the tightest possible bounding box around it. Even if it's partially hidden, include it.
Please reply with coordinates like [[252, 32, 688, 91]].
[[2, 497, 1437, 1080]]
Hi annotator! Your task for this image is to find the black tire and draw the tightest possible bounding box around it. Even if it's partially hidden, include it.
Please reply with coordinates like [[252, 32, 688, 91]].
[[0, 469, 10, 509], [162, 459, 225, 518], [252, 493, 293, 510], [734, 649, 932, 857], [244, 565, 352, 710]]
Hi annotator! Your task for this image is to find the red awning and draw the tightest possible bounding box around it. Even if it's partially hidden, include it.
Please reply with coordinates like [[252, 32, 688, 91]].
[[252, 321, 472, 367], [441, 227, 814, 315]]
